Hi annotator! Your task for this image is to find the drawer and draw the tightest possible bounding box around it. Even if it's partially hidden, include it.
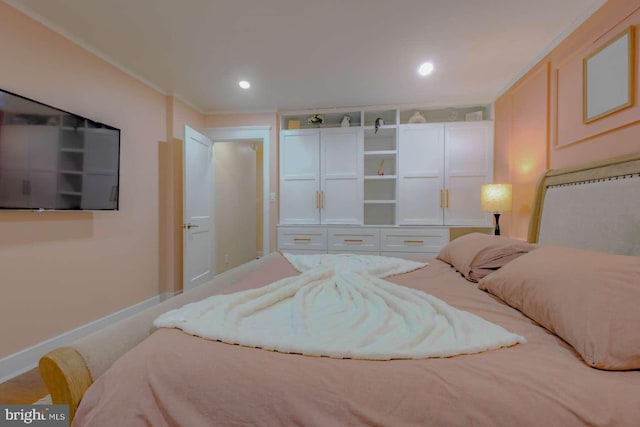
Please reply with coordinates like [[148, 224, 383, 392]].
[[278, 227, 327, 251], [328, 250, 380, 256], [283, 249, 326, 255], [381, 228, 449, 253], [328, 228, 380, 252]]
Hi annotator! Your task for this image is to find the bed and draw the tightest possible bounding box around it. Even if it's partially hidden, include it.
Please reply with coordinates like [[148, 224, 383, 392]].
[[39, 153, 640, 426]]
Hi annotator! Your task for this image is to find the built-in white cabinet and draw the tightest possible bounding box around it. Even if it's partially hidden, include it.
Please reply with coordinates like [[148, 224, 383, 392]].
[[280, 127, 363, 225], [443, 122, 493, 225], [397, 124, 444, 225], [278, 227, 328, 253], [398, 121, 493, 227], [277, 225, 450, 259], [279, 106, 493, 231]]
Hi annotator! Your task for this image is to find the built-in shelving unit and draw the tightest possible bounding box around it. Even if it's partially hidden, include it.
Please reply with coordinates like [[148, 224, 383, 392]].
[[363, 121, 397, 225], [279, 104, 491, 226]]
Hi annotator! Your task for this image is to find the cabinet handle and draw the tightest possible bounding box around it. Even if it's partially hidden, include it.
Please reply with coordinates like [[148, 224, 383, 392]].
[[446, 189, 449, 208], [344, 239, 363, 243], [404, 240, 424, 244], [440, 189, 443, 208], [315, 191, 319, 208], [294, 238, 312, 242], [321, 191, 325, 209]]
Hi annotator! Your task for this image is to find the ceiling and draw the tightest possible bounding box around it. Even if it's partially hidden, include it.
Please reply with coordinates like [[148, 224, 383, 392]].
[[6, 0, 605, 113]]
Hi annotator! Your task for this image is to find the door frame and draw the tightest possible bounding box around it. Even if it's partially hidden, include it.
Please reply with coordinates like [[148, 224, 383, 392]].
[[203, 126, 271, 257]]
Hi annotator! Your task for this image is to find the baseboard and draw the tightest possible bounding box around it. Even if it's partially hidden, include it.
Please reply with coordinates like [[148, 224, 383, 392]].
[[0, 291, 177, 384]]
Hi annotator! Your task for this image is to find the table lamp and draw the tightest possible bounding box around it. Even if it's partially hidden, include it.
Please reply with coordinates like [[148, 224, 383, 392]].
[[481, 184, 512, 236]]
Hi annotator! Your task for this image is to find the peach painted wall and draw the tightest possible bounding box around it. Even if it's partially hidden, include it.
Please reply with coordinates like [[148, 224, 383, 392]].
[[549, 1, 640, 168], [170, 97, 205, 142], [494, 0, 640, 238], [0, 3, 165, 358], [494, 63, 550, 239], [204, 113, 278, 253]]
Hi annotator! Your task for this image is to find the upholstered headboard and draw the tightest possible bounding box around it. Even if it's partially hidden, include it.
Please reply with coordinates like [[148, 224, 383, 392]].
[[528, 152, 640, 256]]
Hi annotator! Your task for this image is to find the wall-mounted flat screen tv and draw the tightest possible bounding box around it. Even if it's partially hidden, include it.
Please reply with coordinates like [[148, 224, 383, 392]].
[[0, 88, 120, 210]]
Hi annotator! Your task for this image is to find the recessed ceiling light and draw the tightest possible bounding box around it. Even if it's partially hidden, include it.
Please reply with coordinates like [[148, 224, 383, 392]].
[[417, 62, 434, 77], [239, 80, 251, 89]]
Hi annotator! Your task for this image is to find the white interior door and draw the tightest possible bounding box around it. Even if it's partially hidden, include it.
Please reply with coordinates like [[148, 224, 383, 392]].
[[183, 126, 214, 292]]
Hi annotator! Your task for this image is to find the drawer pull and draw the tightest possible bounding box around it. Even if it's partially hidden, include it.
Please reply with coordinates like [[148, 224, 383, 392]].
[[294, 238, 312, 242], [404, 240, 424, 244], [344, 239, 363, 243]]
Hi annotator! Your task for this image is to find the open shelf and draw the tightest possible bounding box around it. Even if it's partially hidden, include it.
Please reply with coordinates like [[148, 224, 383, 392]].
[[364, 150, 396, 157], [364, 175, 396, 180], [282, 111, 362, 129], [365, 157, 395, 176], [364, 200, 396, 204], [363, 110, 397, 127], [364, 204, 395, 225]]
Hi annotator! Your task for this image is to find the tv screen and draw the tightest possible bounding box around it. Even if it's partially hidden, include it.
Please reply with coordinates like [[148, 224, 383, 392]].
[[0, 88, 120, 210]]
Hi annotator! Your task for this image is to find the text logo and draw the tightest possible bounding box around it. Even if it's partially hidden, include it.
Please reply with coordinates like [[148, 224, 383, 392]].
[[0, 405, 68, 427]]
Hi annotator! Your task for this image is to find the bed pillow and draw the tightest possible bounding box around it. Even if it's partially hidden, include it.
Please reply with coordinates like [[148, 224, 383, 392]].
[[478, 245, 640, 370], [436, 233, 536, 282]]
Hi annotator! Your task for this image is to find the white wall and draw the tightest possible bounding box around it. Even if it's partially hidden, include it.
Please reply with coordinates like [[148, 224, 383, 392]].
[[214, 141, 257, 273]]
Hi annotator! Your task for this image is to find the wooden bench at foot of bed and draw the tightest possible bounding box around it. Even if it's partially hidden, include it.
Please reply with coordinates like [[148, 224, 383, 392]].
[[39, 347, 93, 420]]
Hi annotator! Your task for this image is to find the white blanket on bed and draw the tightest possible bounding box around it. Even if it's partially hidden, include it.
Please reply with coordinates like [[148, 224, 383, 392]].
[[154, 253, 525, 360]]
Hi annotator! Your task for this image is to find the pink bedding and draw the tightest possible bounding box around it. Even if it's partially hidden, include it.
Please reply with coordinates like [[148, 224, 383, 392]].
[[73, 254, 640, 427]]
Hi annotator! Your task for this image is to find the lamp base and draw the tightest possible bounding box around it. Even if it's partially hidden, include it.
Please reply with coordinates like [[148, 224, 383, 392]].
[[493, 213, 501, 236]]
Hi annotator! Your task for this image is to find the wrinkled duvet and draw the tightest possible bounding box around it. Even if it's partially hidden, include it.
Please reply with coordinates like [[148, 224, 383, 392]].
[[74, 254, 640, 427]]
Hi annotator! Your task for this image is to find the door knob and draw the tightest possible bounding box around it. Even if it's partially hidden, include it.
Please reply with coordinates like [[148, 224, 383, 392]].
[[181, 223, 198, 229]]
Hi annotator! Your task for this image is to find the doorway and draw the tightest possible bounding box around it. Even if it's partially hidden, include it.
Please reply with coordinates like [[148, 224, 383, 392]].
[[204, 126, 271, 274], [213, 139, 263, 273]]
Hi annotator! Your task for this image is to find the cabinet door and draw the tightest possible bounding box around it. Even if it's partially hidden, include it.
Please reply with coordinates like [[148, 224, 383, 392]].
[[29, 171, 57, 209], [0, 169, 29, 208], [84, 129, 120, 174], [279, 130, 320, 224], [444, 122, 493, 226], [81, 173, 118, 210], [398, 124, 444, 225], [320, 128, 362, 225]]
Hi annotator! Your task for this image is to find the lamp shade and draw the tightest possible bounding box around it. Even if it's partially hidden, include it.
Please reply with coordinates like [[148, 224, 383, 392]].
[[481, 184, 512, 213]]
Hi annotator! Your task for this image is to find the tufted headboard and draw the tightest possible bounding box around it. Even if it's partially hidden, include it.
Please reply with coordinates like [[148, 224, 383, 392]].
[[527, 152, 640, 256]]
